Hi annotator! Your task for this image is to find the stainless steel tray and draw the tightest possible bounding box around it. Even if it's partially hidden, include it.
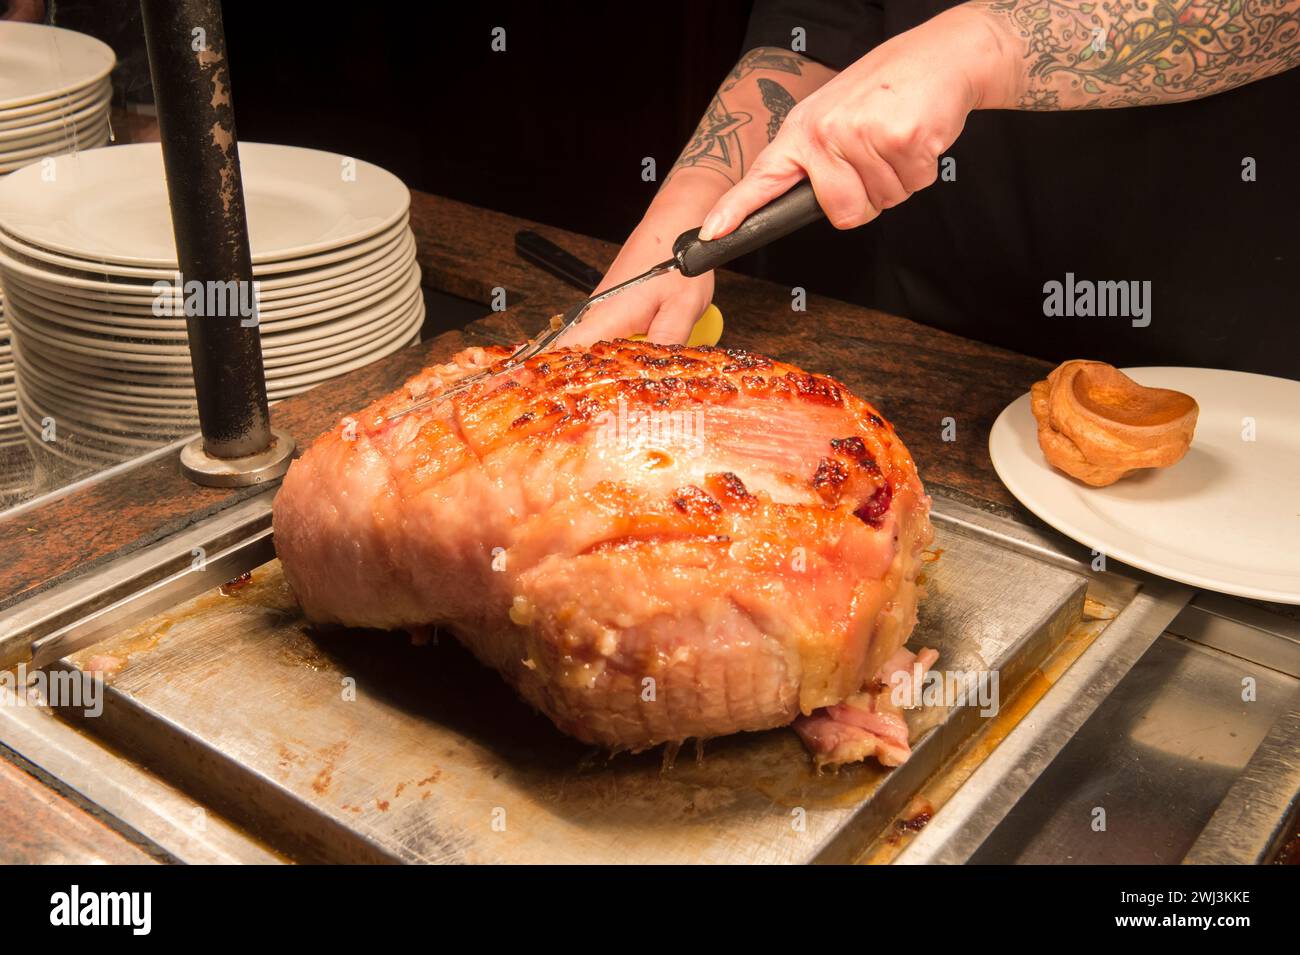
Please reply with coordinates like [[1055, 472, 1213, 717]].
[[46, 513, 1084, 863], [5, 488, 1296, 864]]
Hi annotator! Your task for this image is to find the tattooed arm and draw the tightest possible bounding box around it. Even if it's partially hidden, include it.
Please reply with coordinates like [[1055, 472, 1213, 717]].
[[562, 47, 835, 346], [577, 2, 1300, 345], [973, 0, 1300, 109], [699, 1, 1296, 242], [668, 47, 835, 186]]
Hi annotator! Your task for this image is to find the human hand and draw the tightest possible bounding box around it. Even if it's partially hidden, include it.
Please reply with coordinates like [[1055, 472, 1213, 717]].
[[559, 173, 721, 348], [698, 4, 1014, 240]]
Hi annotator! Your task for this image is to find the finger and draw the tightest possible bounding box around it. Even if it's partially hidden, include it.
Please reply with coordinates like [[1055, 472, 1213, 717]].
[[830, 135, 911, 214], [801, 145, 877, 229], [870, 126, 945, 194], [698, 147, 805, 241], [557, 290, 657, 348], [644, 295, 706, 346], [889, 149, 940, 194]]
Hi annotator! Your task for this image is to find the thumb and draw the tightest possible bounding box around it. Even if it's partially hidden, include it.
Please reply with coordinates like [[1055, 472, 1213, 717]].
[[698, 147, 805, 241]]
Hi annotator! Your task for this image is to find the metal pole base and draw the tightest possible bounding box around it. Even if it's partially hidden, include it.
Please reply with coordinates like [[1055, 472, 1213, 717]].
[[179, 428, 295, 488]]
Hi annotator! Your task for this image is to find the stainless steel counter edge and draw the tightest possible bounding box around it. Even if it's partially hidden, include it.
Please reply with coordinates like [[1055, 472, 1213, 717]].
[[0, 703, 283, 864], [0, 492, 275, 668], [893, 577, 1193, 865], [1182, 693, 1300, 865]]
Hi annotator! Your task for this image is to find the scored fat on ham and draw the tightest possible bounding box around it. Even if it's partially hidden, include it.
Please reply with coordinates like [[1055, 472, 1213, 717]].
[[273, 339, 935, 767]]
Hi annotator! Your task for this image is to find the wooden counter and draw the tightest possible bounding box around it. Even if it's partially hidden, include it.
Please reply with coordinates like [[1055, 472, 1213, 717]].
[[0, 756, 157, 864]]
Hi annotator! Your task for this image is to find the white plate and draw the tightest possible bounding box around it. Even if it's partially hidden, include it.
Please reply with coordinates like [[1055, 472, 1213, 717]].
[[0, 121, 107, 161], [0, 77, 107, 125], [0, 142, 410, 266], [19, 374, 197, 433], [17, 344, 197, 397], [0, 78, 110, 129], [14, 300, 424, 439], [0, 215, 409, 282], [0, 251, 417, 339], [0, 23, 115, 110], [265, 301, 424, 394], [989, 366, 1300, 604], [2, 266, 420, 362], [9, 283, 421, 383], [0, 126, 110, 174], [16, 356, 194, 413], [29, 230, 415, 318], [0, 111, 109, 157], [0, 89, 110, 143], [262, 283, 421, 360], [1, 238, 417, 332], [17, 345, 182, 395], [0, 116, 109, 161], [0, 225, 411, 299], [16, 401, 157, 465]]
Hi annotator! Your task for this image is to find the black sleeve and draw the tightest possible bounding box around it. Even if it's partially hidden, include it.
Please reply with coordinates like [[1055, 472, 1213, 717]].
[[740, 0, 884, 72]]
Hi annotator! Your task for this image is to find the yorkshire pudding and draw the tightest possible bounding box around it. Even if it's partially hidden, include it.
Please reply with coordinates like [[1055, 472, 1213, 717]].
[[1030, 360, 1198, 487]]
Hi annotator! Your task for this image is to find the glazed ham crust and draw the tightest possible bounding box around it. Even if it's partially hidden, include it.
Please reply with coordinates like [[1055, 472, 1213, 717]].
[[273, 340, 933, 757]]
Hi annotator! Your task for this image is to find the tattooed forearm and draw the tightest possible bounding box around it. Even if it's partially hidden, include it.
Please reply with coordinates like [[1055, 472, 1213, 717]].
[[721, 46, 807, 92], [758, 78, 797, 141], [971, 0, 1300, 109], [673, 95, 753, 183], [669, 47, 833, 185]]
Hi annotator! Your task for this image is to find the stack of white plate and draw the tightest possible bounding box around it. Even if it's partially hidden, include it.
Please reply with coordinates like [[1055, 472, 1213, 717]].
[[0, 142, 423, 468], [0, 287, 29, 495], [0, 292, 12, 418], [0, 23, 115, 175]]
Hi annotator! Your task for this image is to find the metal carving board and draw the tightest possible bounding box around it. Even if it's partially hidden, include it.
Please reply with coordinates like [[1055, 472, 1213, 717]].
[[55, 522, 1087, 864]]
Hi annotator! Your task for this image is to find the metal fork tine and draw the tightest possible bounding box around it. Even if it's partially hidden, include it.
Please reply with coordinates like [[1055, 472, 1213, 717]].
[[385, 258, 680, 421]]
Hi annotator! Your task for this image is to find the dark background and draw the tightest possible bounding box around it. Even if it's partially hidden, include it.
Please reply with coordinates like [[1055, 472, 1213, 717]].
[[27, 0, 1300, 378], [229, 3, 753, 246]]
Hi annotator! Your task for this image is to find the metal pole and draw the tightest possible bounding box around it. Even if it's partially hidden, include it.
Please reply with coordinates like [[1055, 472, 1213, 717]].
[[139, 0, 293, 486]]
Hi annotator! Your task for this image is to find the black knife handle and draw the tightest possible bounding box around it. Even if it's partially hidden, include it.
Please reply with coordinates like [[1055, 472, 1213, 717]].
[[671, 180, 823, 278], [515, 230, 604, 293]]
